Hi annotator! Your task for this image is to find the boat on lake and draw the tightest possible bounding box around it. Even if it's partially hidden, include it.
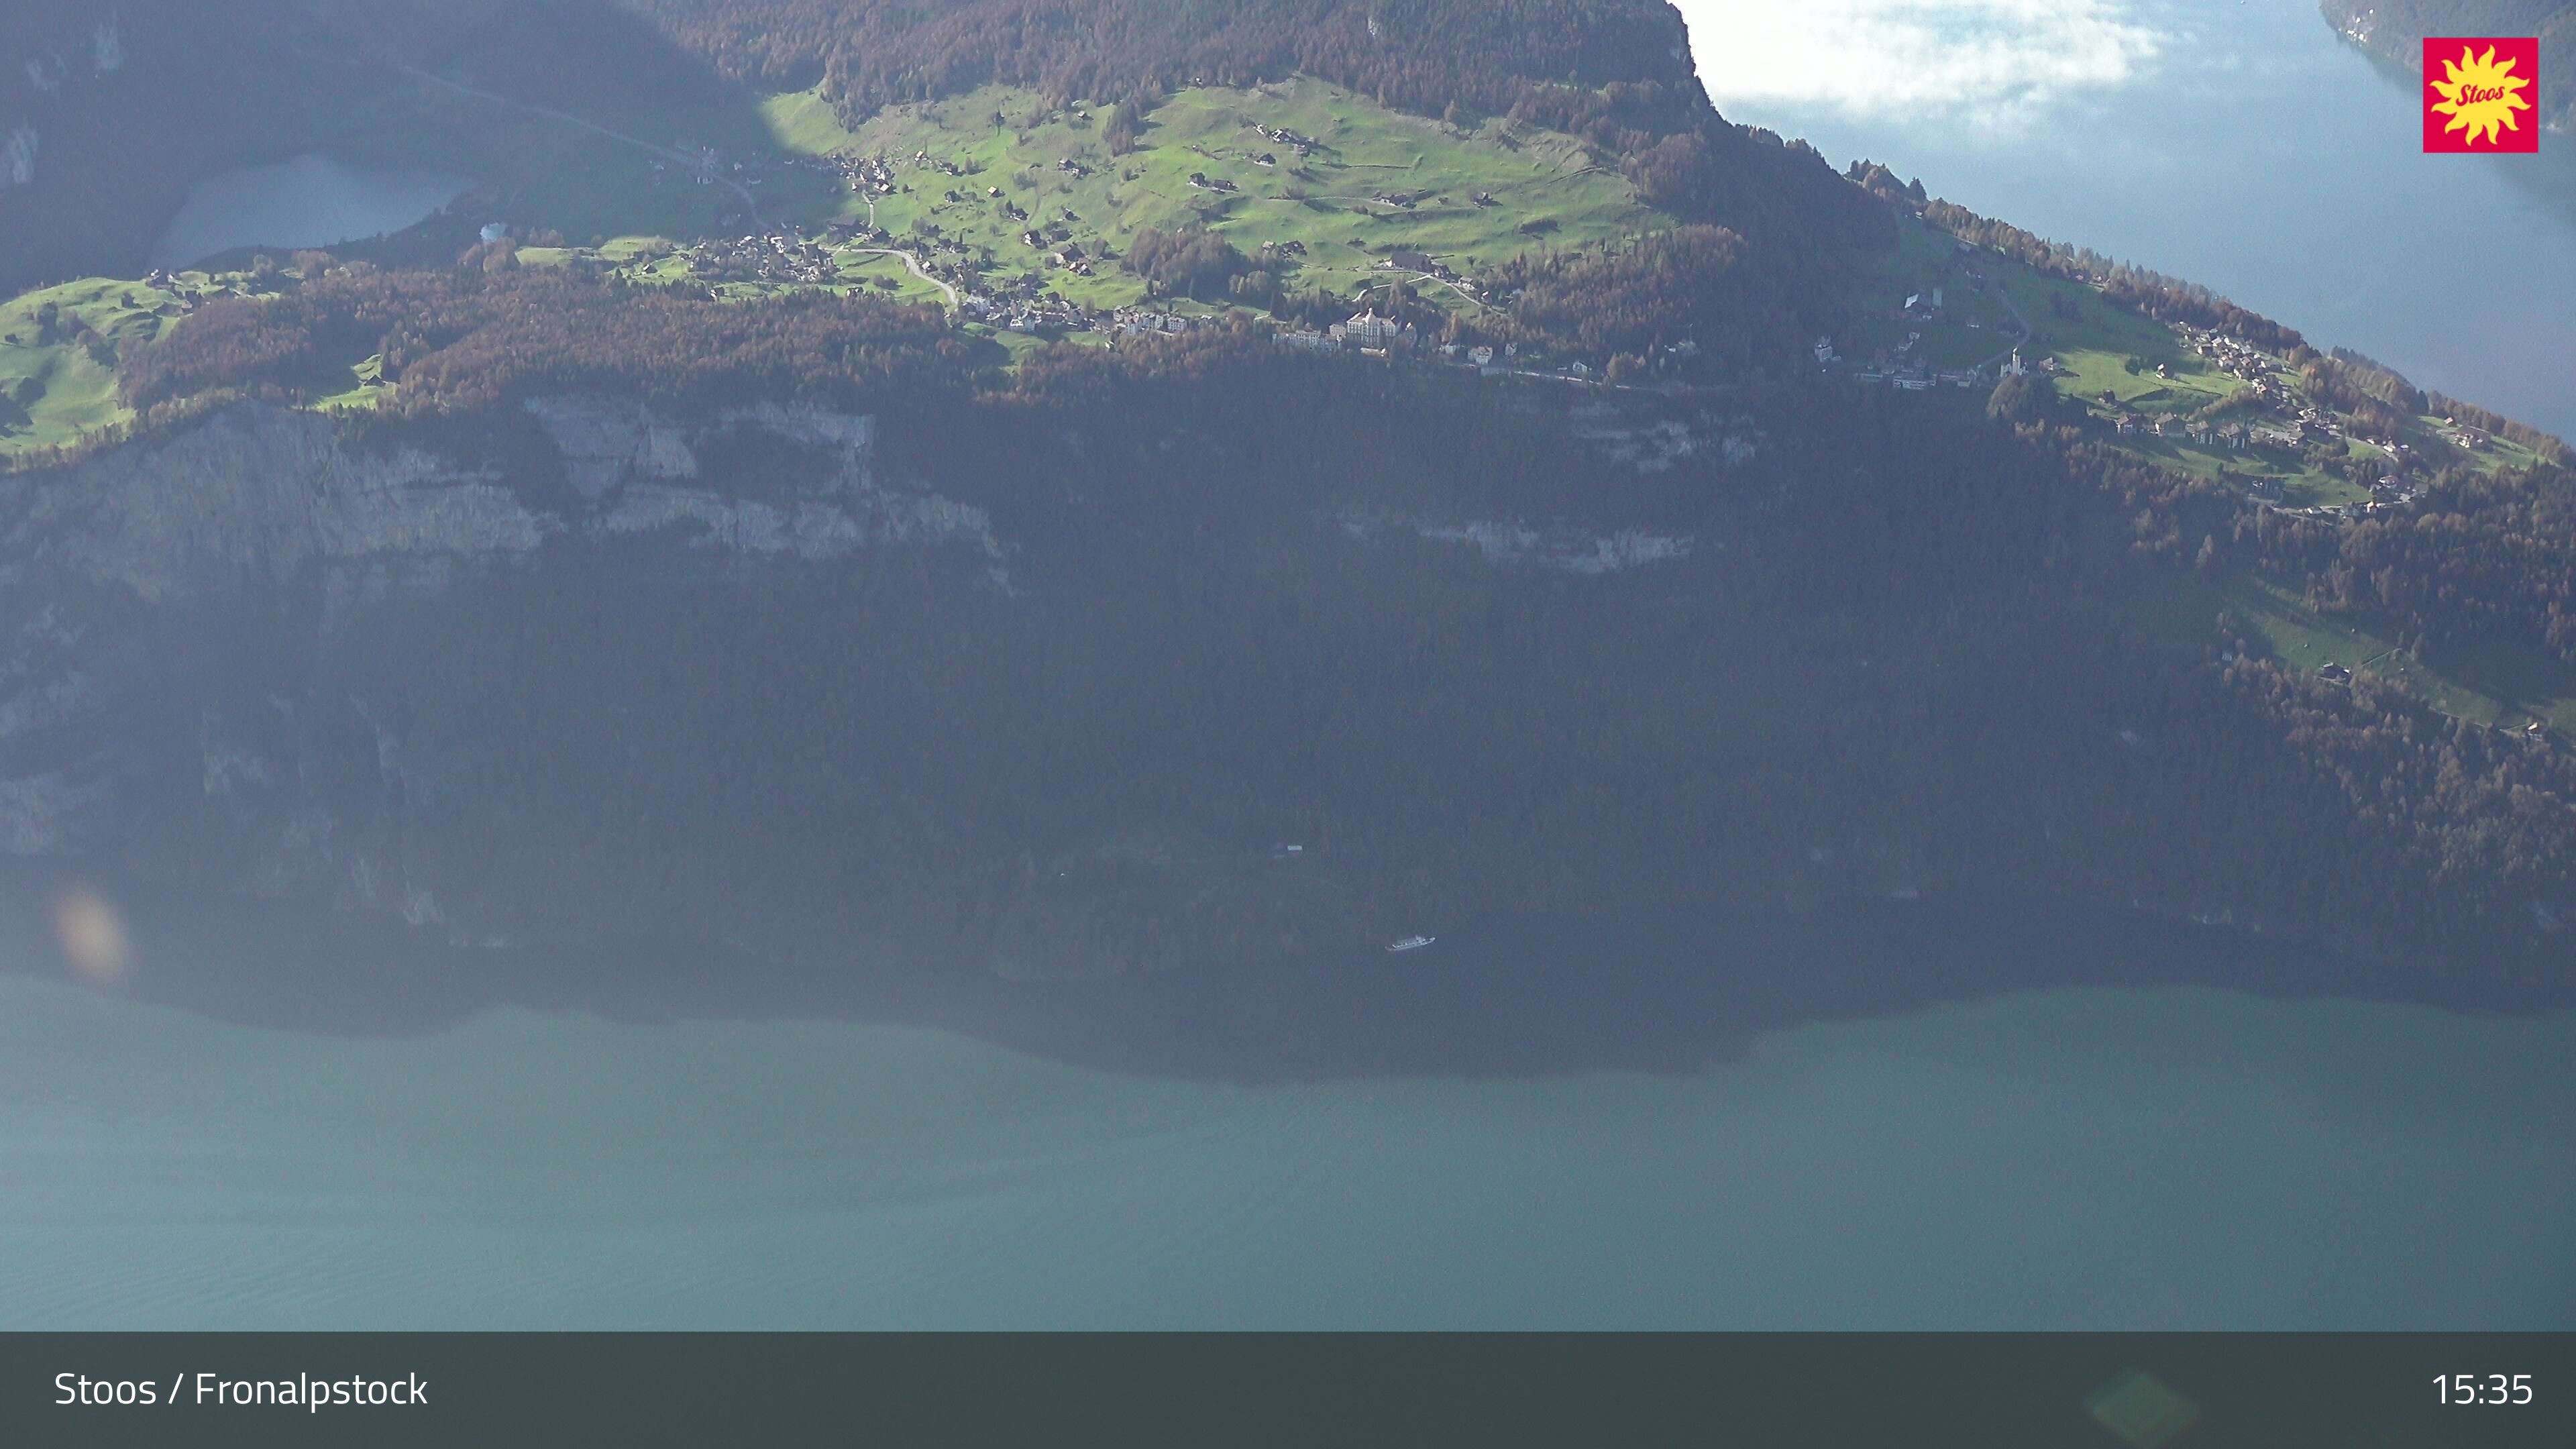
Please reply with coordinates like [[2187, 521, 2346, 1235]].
[[1387, 934, 1436, 952]]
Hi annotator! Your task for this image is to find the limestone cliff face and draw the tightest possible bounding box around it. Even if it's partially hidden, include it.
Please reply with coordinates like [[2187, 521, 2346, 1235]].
[[0, 389, 1734, 967], [0, 398, 1001, 928], [7, 404, 545, 605]]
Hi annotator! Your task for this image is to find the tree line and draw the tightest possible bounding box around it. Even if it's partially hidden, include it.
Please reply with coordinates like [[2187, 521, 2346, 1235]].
[[1899, 189, 2308, 355], [121, 264, 973, 416], [607, 0, 1707, 130], [95, 241, 2576, 981], [602, 0, 1891, 297], [217, 334, 2574, 982]]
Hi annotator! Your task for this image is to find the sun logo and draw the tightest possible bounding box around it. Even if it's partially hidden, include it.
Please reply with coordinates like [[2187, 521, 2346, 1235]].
[[2422, 38, 2539, 152]]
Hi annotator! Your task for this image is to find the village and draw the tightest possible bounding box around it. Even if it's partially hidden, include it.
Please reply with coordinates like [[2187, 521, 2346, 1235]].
[[599, 172, 1649, 385], [595, 183, 2522, 519], [593, 83, 1684, 361], [109, 133, 2534, 537], [1809, 220, 2532, 523], [2088, 321, 2464, 521], [66, 67, 2550, 542]]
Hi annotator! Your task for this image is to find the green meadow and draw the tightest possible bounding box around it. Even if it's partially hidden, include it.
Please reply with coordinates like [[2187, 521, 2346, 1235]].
[[1850, 217, 2020, 368], [2127, 567, 2576, 733], [747, 78, 1668, 317], [0, 277, 186, 458]]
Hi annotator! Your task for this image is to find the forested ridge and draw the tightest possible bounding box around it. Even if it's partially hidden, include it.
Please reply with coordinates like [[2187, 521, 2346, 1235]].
[[88, 237, 2576, 743], [52, 310, 2576, 983], [117, 267, 970, 417], [612, 0, 1703, 127], [2320, 0, 2575, 126], [7, 0, 1884, 382], [988, 345, 2576, 975], [102, 212, 1843, 421], [1844, 177, 2576, 715], [2055, 433, 2576, 931], [598, 0, 1892, 279], [1479, 226, 1797, 377], [11, 0, 2576, 985]]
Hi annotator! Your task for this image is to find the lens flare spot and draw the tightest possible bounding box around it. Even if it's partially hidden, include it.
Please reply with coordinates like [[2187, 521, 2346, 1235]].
[[53, 886, 132, 985]]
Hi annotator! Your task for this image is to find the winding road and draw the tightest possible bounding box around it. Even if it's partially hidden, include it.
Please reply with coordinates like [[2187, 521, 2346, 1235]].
[[1348, 268, 1490, 313], [841, 247, 958, 307]]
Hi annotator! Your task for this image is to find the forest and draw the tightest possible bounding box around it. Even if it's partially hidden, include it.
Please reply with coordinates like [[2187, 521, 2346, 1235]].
[[602, 0, 1890, 260], [2208, 456, 2576, 664], [2320, 0, 2575, 128], [116, 217, 1849, 415], [608, 0, 1705, 128], [1478, 225, 1800, 376], [103, 246, 2576, 718], [14, 0, 2576, 984], [1121, 226, 1254, 303], [2033, 369, 2576, 676], [1053, 349, 2576, 975], [1835, 175, 2576, 690], [1910, 194, 2310, 357], [119, 266, 971, 417], [83, 331, 2563, 983]]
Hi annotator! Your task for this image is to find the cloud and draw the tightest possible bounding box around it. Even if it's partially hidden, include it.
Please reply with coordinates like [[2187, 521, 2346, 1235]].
[[1674, 0, 2172, 129]]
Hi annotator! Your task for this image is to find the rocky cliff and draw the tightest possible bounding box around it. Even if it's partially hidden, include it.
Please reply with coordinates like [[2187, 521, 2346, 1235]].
[[0, 397, 1002, 932], [0, 390, 1735, 976], [6, 378, 2551, 987]]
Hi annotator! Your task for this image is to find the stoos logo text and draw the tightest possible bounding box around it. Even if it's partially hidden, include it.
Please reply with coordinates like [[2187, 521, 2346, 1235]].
[[2423, 37, 2539, 152]]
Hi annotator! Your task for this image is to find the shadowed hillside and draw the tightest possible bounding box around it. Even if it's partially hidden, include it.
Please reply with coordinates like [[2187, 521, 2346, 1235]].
[[0, 0, 784, 294], [2322, 0, 2575, 129]]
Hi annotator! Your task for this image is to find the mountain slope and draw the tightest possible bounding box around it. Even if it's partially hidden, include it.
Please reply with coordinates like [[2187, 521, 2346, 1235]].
[[6, 374, 2549, 982], [2322, 0, 2576, 127], [1, 1, 1886, 302], [5, 1, 2575, 998]]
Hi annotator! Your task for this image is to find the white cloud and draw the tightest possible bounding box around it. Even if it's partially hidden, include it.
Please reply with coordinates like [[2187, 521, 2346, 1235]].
[[1674, 0, 2172, 129]]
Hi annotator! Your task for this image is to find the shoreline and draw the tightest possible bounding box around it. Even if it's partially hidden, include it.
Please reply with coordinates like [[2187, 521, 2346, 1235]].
[[0, 861, 2565, 1082]]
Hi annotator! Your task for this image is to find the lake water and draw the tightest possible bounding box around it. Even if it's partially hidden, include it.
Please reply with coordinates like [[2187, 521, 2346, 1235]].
[[1676, 0, 2576, 440], [148, 153, 471, 272], [2, 961, 2567, 1330]]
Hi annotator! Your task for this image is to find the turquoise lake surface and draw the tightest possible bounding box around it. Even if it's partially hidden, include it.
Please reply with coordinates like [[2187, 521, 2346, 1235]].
[[3, 967, 2567, 1329]]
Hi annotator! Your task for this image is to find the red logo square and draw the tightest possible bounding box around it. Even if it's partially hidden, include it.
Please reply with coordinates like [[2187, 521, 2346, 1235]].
[[2423, 37, 2540, 152]]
